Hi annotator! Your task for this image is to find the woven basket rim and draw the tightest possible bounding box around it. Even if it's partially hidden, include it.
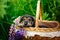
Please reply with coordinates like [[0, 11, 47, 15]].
[[22, 20, 60, 32]]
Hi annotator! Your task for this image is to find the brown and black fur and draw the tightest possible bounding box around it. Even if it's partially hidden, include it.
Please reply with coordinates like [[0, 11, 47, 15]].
[[19, 15, 35, 27]]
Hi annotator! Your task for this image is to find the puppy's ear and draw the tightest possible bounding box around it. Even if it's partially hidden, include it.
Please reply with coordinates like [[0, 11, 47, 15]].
[[19, 16, 24, 23], [13, 16, 22, 24], [33, 17, 35, 20], [31, 16, 35, 21]]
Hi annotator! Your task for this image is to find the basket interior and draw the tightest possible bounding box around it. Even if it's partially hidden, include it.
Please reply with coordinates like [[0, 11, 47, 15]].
[[38, 21, 59, 28]]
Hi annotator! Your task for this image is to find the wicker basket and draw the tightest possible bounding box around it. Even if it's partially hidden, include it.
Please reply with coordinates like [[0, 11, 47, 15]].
[[22, 0, 60, 40]]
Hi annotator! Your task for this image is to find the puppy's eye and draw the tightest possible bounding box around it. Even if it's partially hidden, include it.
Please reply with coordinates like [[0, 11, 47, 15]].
[[29, 19, 31, 21], [23, 18, 25, 20], [23, 19, 25, 20]]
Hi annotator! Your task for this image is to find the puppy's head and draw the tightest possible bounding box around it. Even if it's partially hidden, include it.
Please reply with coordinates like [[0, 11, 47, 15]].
[[19, 15, 35, 27]]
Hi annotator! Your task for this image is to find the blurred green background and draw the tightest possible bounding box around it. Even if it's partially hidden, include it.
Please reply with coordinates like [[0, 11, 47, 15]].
[[0, 0, 60, 40]]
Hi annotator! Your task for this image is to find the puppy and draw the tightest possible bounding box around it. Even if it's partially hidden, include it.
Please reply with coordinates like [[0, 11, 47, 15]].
[[19, 15, 35, 27]]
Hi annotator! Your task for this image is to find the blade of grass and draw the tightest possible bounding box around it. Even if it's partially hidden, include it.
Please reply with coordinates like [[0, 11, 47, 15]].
[[0, 23, 7, 40]]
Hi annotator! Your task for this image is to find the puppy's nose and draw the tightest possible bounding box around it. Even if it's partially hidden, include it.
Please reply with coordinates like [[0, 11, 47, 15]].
[[24, 21, 28, 26]]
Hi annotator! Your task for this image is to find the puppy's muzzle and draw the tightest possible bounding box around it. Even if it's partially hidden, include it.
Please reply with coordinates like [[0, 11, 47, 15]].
[[24, 21, 28, 26]]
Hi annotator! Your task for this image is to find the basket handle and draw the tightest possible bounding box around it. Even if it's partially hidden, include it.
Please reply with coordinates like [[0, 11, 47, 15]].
[[40, 6, 42, 21], [35, 0, 40, 28]]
